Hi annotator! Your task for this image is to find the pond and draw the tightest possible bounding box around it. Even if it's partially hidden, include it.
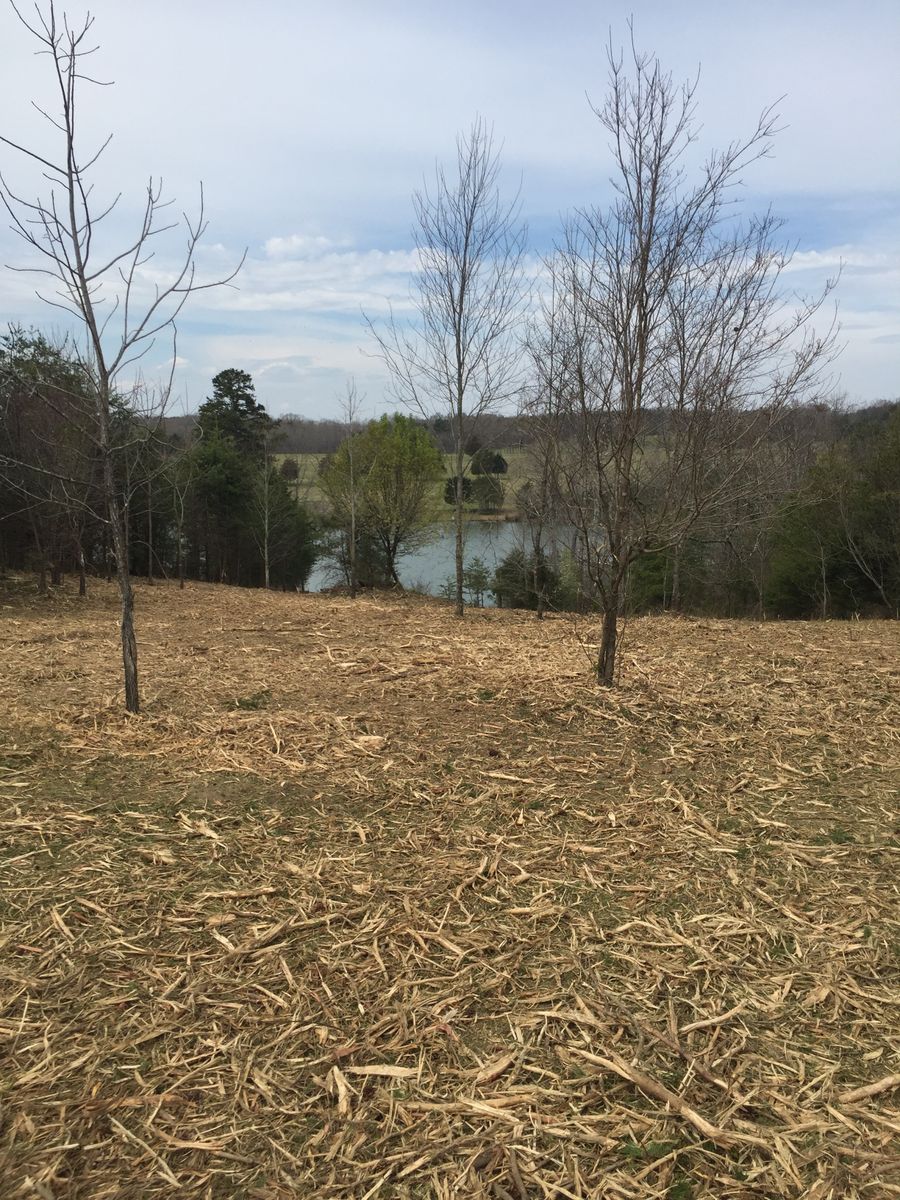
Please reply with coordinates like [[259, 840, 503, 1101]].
[[306, 521, 529, 605]]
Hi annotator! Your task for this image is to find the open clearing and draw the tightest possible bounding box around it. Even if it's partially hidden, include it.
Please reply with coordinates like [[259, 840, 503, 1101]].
[[1, 582, 898, 1198]]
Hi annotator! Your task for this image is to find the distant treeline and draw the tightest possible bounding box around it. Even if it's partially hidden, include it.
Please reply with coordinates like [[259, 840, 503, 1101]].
[[162, 411, 533, 456], [2, 329, 898, 621], [161, 403, 898, 458]]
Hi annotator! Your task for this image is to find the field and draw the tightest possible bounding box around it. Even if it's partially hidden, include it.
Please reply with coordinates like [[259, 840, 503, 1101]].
[[276, 448, 533, 518], [1, 582, 898, 1198]]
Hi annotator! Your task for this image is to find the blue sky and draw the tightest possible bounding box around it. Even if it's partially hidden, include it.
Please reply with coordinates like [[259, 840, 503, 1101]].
[[1, 0, 898, 419]]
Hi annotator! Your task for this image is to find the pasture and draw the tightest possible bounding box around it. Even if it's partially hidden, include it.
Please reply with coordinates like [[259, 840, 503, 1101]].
[[1, 582, 898, 1197], [275, 448, 533, 518]]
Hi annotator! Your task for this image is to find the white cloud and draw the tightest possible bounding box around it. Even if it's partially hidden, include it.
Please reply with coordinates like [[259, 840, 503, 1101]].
[[264, 233, 343, 259], [784, 247, 900, 276], [200, 244, 421, 316]]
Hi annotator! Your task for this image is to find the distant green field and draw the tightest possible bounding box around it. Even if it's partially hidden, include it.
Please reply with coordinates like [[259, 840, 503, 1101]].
[[275, 447, 535, 518]]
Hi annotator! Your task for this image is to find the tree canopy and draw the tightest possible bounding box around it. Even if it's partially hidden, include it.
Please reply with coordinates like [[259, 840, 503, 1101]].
[[198, 370, 272, 459], [321, 414, 443, 586]]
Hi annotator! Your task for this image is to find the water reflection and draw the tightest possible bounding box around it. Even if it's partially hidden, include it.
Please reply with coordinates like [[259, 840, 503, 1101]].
[[307, 521, 527, 606]]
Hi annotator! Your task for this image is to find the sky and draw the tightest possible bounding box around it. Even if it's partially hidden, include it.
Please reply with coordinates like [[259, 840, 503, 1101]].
[[0, 0, 898, 420]]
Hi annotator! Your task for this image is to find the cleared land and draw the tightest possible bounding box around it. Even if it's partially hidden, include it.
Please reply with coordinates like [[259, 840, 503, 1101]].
[[1, 582, 898, 1198]]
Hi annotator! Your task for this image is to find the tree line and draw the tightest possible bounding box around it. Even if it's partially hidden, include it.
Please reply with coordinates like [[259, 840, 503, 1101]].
[[0, 346, 316, 595], [3, 327, 894, 626]]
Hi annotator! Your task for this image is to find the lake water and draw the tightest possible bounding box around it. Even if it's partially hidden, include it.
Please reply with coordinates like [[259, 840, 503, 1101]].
[[307, 521, 528, 605]]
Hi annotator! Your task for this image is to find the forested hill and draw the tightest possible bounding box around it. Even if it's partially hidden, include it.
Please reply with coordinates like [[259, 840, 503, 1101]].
[[161, 410, 534, 454], [162, 401, 898, 456]]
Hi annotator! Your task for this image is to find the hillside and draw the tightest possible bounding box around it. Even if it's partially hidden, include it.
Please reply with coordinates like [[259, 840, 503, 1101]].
[[1, 582, 898, 1198]]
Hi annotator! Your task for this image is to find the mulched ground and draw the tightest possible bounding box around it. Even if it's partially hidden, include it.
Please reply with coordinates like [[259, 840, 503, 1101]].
[[1, 580, 898, 1198]]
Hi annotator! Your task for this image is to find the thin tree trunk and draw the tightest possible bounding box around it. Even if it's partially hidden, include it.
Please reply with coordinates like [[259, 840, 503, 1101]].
[[532, 517, 546, 620], [29, 510, 48, 597], [348, 431, 357, 599], [177, 522, 185, 590], [261, 454, 271, 589], [454, 436, 465, 618], [78, 541, 87, 597], [670, 541, 681, 612], [98, 375, 140, 712], [146, 478, 154, 586], [597, 606, 618, 687], [107, 494, 139, 712]]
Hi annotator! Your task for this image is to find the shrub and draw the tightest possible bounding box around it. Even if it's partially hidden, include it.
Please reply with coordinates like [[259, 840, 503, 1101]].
[[492, 547, 561, 610], [471, 448, 508, 475], [471, 475, 504, 512], [462, 557, 490, 606], [444, 475, 473, 506]]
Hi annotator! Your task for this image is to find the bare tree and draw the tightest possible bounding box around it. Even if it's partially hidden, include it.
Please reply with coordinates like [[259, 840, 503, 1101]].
[[251, 434, 274, 591], [539, 40, 837, 685], [370, 118, 527, 616], [0, 2, 242, 711]]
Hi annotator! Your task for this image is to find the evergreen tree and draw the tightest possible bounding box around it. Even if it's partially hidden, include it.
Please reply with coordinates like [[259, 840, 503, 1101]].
[[197, 369, 272, 459]]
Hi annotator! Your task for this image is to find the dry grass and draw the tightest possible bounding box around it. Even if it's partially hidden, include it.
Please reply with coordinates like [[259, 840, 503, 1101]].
[[1, 580, 898, 1199]]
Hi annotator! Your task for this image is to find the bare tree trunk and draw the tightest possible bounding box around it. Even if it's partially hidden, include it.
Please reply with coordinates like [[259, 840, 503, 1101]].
[[349, 516, 357, 598], [97, 374, 140, 712], [348, 418, 358, 599], [534, 552, 546, 619], [670, 542, 682, 613], [260, 445, 271, 590], [263, 489, 270, 590], [146, 476, 154, 586], [597, 606, 618, 687], [78, 541, 87, 597], [107, 492, 139, 712], [28, 509, 48, 596], [529, 463, 550, 621], [454, 447, 465, 618]]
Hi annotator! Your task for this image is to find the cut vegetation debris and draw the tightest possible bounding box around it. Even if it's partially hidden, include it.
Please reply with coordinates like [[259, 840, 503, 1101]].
[[1, 580, 898, 1198]]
